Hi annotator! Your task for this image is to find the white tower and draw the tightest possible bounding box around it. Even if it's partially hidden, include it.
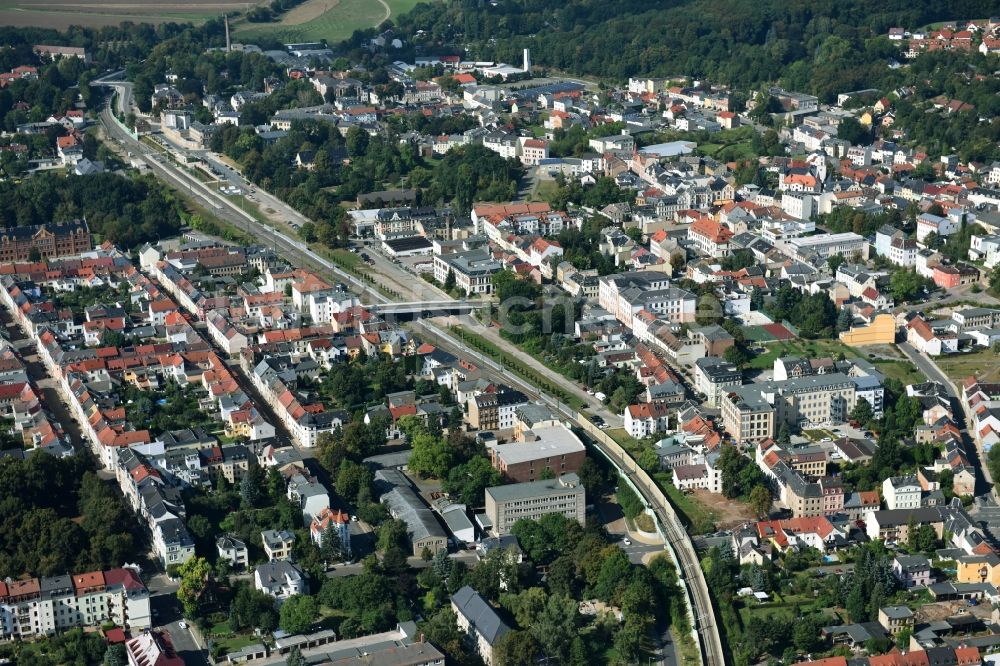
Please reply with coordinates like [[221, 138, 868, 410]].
[[523, 48, 531, 74]]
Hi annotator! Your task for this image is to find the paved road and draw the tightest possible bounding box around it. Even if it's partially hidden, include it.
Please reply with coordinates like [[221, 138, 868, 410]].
[[151, 592, 210, 666], [898, 341, 995, 500]]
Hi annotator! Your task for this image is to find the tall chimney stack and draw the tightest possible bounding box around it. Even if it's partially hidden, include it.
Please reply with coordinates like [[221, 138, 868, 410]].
[[224, 14, 231, 52], [523, 48, 531, 74]]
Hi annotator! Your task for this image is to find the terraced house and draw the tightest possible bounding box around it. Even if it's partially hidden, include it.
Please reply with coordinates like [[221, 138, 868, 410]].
[[0, 567, 151, 639]]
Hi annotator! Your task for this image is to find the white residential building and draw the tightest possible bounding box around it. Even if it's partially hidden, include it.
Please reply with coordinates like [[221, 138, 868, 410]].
[[254, 561, 306, 603], [882, 475, 921, 510]]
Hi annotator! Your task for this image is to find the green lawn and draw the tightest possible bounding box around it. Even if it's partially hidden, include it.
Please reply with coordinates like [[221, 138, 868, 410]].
[[749, 338, 861, 370], [236, 0, 388, 43], [449, 326, 586, 410], [936, 347, 1000, 384], [529, 178, 561, 203], [803, 429, 834, 442], [328, 248, 365, 273], [213, 635, 258, 655], [657, 475, 718, 535], [870, 358, 924, 385], [695, 126, 757, 162]]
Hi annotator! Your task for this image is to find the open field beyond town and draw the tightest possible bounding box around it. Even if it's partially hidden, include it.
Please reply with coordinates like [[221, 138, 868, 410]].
[[233, 0, 421, 43], [0, 0, 419, 34], [0, 0, 249, 28]]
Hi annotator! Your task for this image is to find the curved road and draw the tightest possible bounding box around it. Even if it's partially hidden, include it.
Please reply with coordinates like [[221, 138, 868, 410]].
[[94, 96, 725, 666]]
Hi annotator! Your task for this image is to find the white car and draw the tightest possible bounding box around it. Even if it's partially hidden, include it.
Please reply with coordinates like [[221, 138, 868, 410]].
[[178, 621, 188, 630], [622, 538, 632, 546]]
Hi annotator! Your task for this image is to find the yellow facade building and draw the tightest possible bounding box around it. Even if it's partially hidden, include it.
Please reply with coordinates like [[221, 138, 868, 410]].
[[839, 313, 897, 346]]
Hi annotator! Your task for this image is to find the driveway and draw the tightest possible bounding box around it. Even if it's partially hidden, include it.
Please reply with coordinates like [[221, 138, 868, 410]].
[[151, 593, 210, 666]]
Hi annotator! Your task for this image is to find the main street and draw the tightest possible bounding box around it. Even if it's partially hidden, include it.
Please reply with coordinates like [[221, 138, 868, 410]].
[[94, 95, 725, 666]]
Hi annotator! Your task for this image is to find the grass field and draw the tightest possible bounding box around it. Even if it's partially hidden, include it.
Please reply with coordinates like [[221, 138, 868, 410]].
[[936, 347, 1000, 384], [234, 0, 422, 43], [656, 475, 718, 535], [749, 339, 861, 370], [0, 0, 250, 28], [869, 358, 925, 385], [529, 178, 561, 203], [0, 0, 420, 34]]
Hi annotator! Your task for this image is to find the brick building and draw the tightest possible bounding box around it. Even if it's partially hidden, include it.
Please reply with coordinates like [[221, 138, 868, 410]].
[[0, 220, 92, 262]]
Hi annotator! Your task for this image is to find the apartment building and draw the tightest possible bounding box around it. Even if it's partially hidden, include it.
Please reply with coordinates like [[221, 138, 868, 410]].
[[722, 373, 866, 443], [882, 475, 921, 510], [489, 424, 586, 482], [694, 356, 743, 407], [597, 270, 672, 324], [484, 473, 585, 536], [432, 249, 503, 295], [451, 586, 511, 666], [0, 567, 151, 640], [864, 507, 948, 542], [688, 217, 734, 258], [468, 387, 529, 431], [785, 232, 865, 261]]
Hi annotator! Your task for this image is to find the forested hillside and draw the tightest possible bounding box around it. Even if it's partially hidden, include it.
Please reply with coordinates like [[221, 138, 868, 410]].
[[390, 0, 997, 98]]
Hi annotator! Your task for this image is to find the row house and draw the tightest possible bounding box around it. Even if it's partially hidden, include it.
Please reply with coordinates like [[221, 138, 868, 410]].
[[0, 567, 151, 640]]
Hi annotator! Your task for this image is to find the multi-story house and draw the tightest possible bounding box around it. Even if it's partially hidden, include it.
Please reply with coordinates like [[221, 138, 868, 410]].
[[892, 554, 932, 588], [310, 507, 352, 558], [688, 217, 733, 258], [882, 475, 921, 510], [451, 586, 511, 666], [694, 356, 743, 407], [261, 529, 296, 561], [484, 474, 585, 536], [216, 535, 249, 569], [623, 401, 672, 438], [253, 561, 306, 604], [0, 567, 151, 640], [467, 387, 529, 432]]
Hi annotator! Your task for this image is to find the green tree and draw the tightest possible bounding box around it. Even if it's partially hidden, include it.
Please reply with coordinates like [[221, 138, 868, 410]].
[[279, 594, 318, 635], [836, 307, 854, 333], [176, 556, 211, 618], [748, 485, 772, 519], [888, 269, 929, 302], [792, 615, 824, 653], [240, 460, 264, 508], [404, 418, 454, 479], [443, 456, 501, 506], [320, 524, 343, 563], [443, 267, 456, 292], [229, 584, 278, 632], [530, 594, 579, 663], [377, 519, 409, 555], [496, 630, 540, 666], [104, 644, 127, 666], [850, 397, 874, 425], [286, 646, 307, 666]]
